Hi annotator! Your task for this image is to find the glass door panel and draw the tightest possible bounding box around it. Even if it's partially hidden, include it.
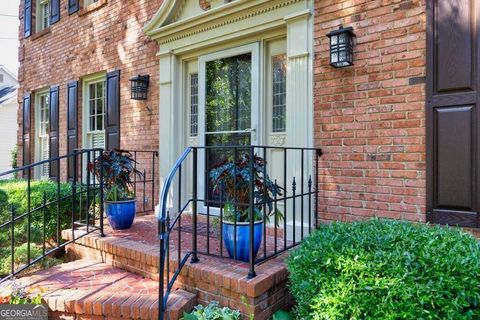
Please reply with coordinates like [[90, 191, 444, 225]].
[[199, 44, 259, 210], [205, 53, 252, 205]]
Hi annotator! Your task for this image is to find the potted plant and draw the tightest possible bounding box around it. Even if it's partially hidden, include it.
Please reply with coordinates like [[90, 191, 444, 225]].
[[88, 149, 142, 230], [209, 153, 283, 262]]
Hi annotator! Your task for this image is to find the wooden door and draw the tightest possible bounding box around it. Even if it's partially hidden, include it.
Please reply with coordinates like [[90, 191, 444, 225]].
[[427, 0, 480, 227]]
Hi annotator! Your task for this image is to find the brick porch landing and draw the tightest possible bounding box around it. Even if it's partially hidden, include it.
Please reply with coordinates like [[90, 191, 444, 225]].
[[18, 259, 196, 320], [61, 214, 295, 319]]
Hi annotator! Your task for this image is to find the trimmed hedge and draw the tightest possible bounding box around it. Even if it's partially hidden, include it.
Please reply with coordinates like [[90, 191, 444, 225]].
[[0, 179, 76, 276], [287, 219, 480, 319]]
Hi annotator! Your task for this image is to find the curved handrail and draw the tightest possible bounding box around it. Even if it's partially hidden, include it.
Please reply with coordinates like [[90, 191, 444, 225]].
[[158, 147, 192, 221]]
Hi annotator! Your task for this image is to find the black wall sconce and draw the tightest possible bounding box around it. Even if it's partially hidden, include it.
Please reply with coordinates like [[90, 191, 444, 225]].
[[130, 75, 150, 100], [327, 25, 355, 68]]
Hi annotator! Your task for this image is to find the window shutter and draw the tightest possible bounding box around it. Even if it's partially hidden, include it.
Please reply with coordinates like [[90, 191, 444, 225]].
[[67, 81, 78, 181], [22, 94, 31, 168], [106, 70, 120, 150], [49, 86, 59, 181], [24, 0, 32, 38], [50, 0, 60, 24], [68, 0, 79, 14]]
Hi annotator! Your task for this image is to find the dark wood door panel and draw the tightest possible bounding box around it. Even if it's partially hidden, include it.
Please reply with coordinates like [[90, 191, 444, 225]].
[[434, 106, 475, 210], [427, 0, 480, 227], [432, 209, 478, 227], [435, 0, 475, 93]]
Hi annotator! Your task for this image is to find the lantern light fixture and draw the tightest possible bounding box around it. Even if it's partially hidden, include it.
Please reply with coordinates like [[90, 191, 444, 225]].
[[130, 75, 150, 100], [327, 25, 355, 68]]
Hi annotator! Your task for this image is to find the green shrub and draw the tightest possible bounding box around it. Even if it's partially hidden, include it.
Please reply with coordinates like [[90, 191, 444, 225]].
[[0, 179, 91, 276], [0, 179, 74, 244], [287, 219, 480, 320], [182, 301, 241, 320]]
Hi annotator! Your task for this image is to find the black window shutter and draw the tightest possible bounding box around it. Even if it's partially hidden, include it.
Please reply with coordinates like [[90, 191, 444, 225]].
[[67, 81, 78, 180], [50, 0, 60, 24], [22, 94, 31, 167], [68, 0, 79, 15], [49, 86, 60, 181], [106, 70, 121, 150], [24, 0, 32, 38]]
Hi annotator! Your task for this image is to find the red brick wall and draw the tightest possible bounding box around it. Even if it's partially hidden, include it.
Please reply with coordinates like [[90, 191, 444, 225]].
[[313, 0, 427, 223], [17, 0, 161, 184]]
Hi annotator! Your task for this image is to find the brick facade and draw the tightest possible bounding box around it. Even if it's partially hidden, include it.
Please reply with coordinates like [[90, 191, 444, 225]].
[[313, 0, 427, 223], [17, 0, 161, 182]]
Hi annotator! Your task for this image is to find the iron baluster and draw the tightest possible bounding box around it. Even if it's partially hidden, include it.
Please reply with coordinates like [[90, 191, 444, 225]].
[[10, 205, 14, 275], [27, 168, 31, 264], [301, 149, 304, 240], [283, 149, 287, 251], [191, 148, 199, 263], [99, 151, 105, 237], [308, 176, 312, 234], [248, 146, 256, 278], [292, 177, 296, 244], [42, 192, 46, 257]]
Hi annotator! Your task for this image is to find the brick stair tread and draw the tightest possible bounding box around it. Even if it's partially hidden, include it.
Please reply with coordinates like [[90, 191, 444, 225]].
[[18, 259, 196, 320]]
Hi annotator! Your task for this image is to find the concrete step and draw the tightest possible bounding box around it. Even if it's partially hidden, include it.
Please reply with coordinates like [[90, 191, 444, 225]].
[[18, 259, 196, 320]]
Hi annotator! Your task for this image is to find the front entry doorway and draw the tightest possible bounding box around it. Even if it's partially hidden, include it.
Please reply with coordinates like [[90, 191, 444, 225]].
[[198, 43, 260, 208]]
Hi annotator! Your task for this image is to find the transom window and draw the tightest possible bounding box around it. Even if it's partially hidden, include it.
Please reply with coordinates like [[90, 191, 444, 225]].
[[85, 79, 106, 149], [272, 54, 286, 133], [37, 0, 50, 31], [36, 92, 49, 179]]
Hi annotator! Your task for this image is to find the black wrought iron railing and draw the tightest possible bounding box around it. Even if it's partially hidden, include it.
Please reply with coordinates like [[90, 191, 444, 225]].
[[157, 145, 322, 319], [131, 150, 159, 214], [0, 148, 105, 282]]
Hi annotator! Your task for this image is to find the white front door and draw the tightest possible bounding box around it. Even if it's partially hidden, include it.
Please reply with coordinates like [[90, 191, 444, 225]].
[[198, 43, 260, 210]]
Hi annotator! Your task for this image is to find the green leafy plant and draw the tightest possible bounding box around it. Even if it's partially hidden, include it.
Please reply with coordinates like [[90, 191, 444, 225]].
[[287, 219, 480, 319], [88, 149, 142, 202], [0, 279, 44, 304], [209, 154, 283, 223], [10, 146, 18, 179], [182, 301, 240, 320]]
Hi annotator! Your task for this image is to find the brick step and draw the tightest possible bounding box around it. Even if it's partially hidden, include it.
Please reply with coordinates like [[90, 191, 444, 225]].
[[19, 259, 196, 320], [61, 215, 294, 319]]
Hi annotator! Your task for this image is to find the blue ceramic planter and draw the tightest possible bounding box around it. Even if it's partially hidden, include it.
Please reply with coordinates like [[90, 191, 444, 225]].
[[106, 200, 136, 230], [222, 220, 263, 262]]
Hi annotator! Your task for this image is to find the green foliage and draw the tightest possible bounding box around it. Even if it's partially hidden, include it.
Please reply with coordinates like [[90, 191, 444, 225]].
[[88, 149, 142, 202], [182, 301, 241, 320], [0, 179, 73, 244], [0, 179, 77, 276], [273, 310, 293, 320], [287, 219, 480, 320], [1, 243, 42, 275], [209, 154, 283, 224], [10, 146, 18, 179]]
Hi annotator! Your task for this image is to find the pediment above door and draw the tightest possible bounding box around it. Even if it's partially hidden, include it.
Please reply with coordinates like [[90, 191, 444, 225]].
[[144, 0, 310, 51]]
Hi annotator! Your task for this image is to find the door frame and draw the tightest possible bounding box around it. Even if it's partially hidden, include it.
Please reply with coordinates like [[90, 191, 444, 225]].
[[197, 42, 261, 213]]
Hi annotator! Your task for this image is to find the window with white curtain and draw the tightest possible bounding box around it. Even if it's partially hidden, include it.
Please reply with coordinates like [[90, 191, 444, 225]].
[[37, 0, 50, 31], [84, 78, 106, 150], [36, 91, 49, 179]]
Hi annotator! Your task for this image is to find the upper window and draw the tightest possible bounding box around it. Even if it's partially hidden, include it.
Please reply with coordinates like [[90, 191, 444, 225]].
[[84, 77, 106, 149], [271, 54, 286, 133], [84, 0, 99, 6], [35, 91, 50, 179], [0, 74, 3, 83], [37, 0, 50, 32]]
